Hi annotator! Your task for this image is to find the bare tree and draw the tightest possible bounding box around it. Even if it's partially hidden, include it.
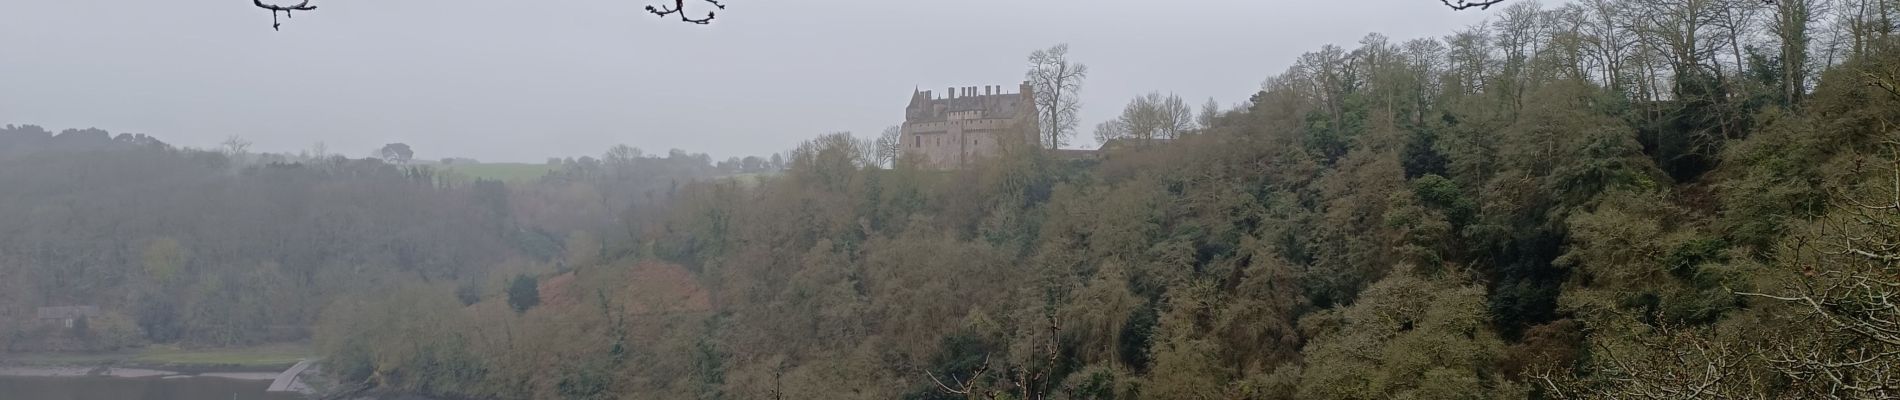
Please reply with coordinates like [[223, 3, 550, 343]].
[[1829, 0, 1893, 62], [1445, 25, 1496, 96], [1490, 1, 1547, 113], [1095, 92, 1194, 147], [1092, 120, 1127, 147], [1027, 44, 1089, 149], [926, 315, 1064, 400], [874, 125, 902, 168], [1663, 0, 1731, 69], [1576, 0, 1638, 90], [605, 144, 644, 164], [1137, 92, 1195, 142], [1197, 97, 1220, 130], [1537, 320, 1762, 399], [1772, 0, 1825, 107], [928, 355, 995, 398], [220, 135, 252, 157], [604, 144, 643, 178], [1712, 0, 1767, 79]]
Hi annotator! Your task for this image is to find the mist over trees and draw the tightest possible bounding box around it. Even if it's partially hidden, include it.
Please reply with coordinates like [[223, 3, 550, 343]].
[[291, 0, 1900, 397], [0, 125, 745, 352], [9, 0, 1900, 398]]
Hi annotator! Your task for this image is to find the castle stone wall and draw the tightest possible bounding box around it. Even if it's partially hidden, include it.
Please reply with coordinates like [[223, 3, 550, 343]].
[[899, 81, 1039, 170]]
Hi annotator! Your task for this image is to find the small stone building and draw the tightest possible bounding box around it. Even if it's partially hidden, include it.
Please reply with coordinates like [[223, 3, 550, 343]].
[[900, 82, 1041, 170], [37, 305, 99, 328]]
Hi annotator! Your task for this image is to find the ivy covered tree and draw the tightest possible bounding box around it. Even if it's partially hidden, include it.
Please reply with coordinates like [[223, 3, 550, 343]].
[[507, 274, 540, 313]]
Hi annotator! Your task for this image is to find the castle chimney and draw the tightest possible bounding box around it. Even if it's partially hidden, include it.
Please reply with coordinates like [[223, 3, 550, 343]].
[[948, 87, 955, 98], [985, 86, 992, 96]]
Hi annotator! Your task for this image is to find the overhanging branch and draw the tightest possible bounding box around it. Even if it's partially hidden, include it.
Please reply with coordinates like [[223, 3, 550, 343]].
[[646, 0, 726, 25], [249, 0, 734, 30], [1441, 0, 1507, 10], [254, 0, 316, 31]]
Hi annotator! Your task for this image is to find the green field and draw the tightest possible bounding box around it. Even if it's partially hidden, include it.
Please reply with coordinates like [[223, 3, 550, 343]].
[[439, 163, 559, 183], [129, 343, 311, 368]]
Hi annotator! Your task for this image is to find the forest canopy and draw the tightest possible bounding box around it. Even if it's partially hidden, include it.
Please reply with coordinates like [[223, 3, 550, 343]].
[[295, 0, 1900, 398]]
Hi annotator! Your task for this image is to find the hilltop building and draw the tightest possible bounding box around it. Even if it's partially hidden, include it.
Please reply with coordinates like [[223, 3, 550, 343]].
[[900, 82, 1040, 170]]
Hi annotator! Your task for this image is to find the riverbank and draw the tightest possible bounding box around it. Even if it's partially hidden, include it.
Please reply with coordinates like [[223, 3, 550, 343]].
[[0, 342, 311, 372], [0, 373, 307, 400], [0, 365, 277, 380], [1, 343, 323, 396], [0, 342, 318, 392]]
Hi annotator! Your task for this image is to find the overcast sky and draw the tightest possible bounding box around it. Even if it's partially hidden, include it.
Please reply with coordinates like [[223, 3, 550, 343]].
[[0, 0, 1493, 162]]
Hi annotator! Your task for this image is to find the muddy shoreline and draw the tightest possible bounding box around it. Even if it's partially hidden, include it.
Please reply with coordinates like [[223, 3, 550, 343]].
[[1, 362, 434, 399], [0, 365, 280, 380]]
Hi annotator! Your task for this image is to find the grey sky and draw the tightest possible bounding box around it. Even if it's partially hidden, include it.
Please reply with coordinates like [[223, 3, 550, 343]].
[[1, 0, 1490, 162]]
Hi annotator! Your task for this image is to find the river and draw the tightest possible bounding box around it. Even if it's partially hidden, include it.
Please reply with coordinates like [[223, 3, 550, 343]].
[[0, 375, 304, 400]]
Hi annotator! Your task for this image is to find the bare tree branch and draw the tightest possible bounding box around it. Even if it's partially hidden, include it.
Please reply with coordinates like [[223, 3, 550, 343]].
[[253, 0, 316, 31], [251, 0, 734, 30], [1728, 113, 1900, 397], [927, 355, 991, 397], [646, 0, 726, 25], [1442, 0, 1509, 10], [244, 1, 1538, 31]]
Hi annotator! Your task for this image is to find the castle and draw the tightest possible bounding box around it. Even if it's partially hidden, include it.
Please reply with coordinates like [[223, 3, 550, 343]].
[[900, 82, 1041, 170]]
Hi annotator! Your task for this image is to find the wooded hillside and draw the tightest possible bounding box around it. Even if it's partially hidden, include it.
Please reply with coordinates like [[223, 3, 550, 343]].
[[312, 1, 1900, 398], [0, 128, 733, 353]]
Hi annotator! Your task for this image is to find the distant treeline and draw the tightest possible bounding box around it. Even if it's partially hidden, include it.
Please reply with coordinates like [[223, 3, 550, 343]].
[[0, 125, 740, 351]]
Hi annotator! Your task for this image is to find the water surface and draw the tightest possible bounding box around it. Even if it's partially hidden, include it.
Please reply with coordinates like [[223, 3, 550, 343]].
[[0, 375, 302, 400]]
